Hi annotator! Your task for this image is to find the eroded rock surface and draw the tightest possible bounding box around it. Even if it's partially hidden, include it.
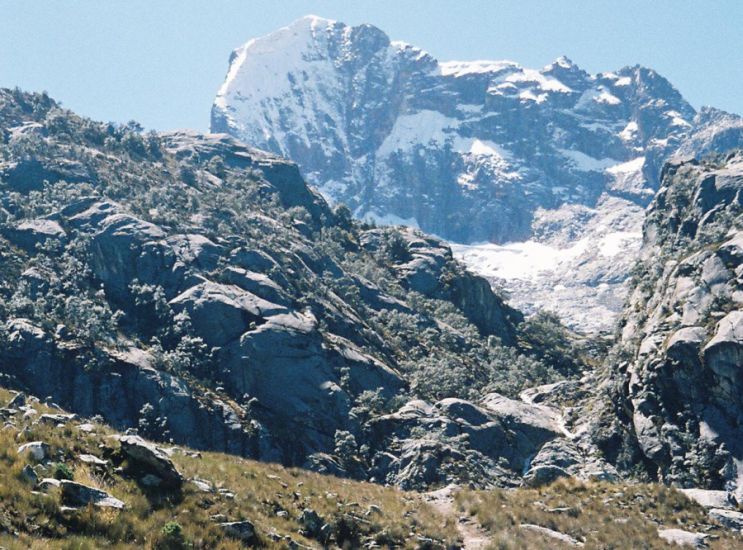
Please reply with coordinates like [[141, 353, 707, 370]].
[[597, 152, 743, 497]]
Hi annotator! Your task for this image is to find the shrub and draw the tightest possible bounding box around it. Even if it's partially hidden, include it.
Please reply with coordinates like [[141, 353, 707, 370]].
[[155, 521, 189, 550], [52, 463, 73, 481]]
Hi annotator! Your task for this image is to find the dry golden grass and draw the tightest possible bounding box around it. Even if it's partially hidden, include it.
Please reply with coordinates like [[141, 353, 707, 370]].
[[455, 477, 743, 549], [0, 387, 455, 549]]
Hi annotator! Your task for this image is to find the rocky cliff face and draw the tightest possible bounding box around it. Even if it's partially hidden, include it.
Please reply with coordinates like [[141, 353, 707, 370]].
[[596, 151, 743, 499], [0, 88, 589, 489], [212, 15, 743, 332]]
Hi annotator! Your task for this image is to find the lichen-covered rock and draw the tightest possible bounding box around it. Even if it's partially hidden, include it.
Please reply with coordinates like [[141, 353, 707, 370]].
[[6, 392, 25, 409], [17, 441, 49, 462], [680, 488, 736, 510], [169, 281, 287, 347], [368, 393, 566, 488], [520, 524, 583, 546], [657, 528, 707, 548], [0, 158, 90, 194], [2, 319, 258, 458], [219, 520, 257, 544], [704, 311, 743, 402], [523, 465, 571, 487], [709, 508, 743, 532], [20, 464, 38, 484], [3, 219, 66, 252]]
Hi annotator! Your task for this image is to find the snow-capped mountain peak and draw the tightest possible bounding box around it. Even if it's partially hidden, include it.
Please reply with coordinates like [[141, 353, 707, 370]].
[[212, 16, 743, 332]]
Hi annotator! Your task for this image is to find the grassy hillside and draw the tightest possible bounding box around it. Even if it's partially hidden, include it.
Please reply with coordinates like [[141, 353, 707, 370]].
[[3, 385, 743, 549], [0, 387, 455, 549], [455, 479, 743, 549]]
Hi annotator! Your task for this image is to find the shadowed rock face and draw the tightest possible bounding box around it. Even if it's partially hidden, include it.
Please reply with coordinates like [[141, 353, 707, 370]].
[[598, 151, 743, 497], [118, 435, 183, 489], [0, 88, 563, 488], [359, 227, 522, 345], [4, 319, 259, 456]]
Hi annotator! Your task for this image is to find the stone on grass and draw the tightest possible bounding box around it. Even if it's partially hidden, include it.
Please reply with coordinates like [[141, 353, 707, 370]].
[[21, 464, 38, 484], [520, 524, 583, 546], [118, 435, 183, 489], [523, 465, 570, 487], [709, 508, 743, 531], [78, 454, 108, 467], [7, 392, 25, 409], [191, 478, 213, 492], [657, 528, 707, 548], [219, 521, 257, 544], [37, 478, 61, 492], [60, 480, 125, 510], [17, 441, 49, 461], [680, 488, 735, 510], [38, 413, 77, 425]]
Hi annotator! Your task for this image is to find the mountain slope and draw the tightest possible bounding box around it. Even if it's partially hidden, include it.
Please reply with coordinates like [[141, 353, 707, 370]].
[[212, 15, 692, 240], [212, 15, 743, 331], [0, 386, 457, 549], [0, 88, 589, 490]]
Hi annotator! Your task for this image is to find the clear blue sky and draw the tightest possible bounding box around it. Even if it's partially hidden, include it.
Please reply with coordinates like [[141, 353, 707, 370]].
[[1, 0, 741, 131]]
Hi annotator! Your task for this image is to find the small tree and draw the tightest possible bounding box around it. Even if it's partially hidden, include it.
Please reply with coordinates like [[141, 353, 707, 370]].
[[333, 203, 353, 230], [334, 430, 358, 467], [383, 231, 411, 263], [155, 521, 189, 550], [206, 155, 226, 178]]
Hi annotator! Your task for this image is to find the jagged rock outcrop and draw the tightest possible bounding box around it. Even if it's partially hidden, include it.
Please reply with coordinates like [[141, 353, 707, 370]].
[[3, 219, 66, 252], [212, 15, 743, 331], [4, 318, 258, 456], [365, 393, 567, 489], [597, 151, 743, 497], [0, 88, 570, 488], [359, 227, 522, 344]]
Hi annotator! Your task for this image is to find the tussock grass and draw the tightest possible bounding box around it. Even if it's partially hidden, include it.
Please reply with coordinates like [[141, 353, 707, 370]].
[[455, 477, 743, 549], [0, 388, 455, 548]]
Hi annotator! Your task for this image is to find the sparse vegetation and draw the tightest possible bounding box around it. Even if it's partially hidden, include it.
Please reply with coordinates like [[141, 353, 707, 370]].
[[456, 478, 743, 549], [0, 387, 456, 549], [4, 385, 742, 549]]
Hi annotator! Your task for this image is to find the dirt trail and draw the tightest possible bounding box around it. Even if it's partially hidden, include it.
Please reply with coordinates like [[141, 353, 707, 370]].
[[425, 485, 490, 550]]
